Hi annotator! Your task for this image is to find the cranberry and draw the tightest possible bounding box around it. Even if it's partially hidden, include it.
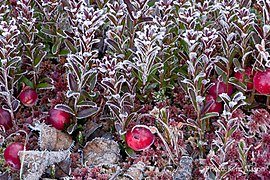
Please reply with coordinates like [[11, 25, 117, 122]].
[[208, 80, 233, 98], [47, 109, 70, 130], [205, 95, 222, 113], [0, 108, 13, 130], [254, 69, 270, 94], [4, 142, 24, 170], [19, 88, 38, 107], [234, 67, 253, 90], [126, 126, 155, 151]]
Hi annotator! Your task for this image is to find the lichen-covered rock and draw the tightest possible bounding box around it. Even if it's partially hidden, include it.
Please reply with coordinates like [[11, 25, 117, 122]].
[[83, 137, 120, 166], [30, 123, 73, 151], [123, 161, 145, 180], [19, 150, 70, 180]]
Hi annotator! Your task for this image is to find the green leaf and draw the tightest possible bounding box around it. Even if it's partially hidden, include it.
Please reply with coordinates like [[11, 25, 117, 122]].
[[188, 87, 198, 112], [125, 146, 137, 158], [215, 63, 227, 80], [201, 112, 219, 121], [59, 49, 70, 55], [123, 112, 137, 129], [229, 77, 247, 91], [64, 39, 77, 53], [227, 124, 238, 137], [52, 39, 62, 55], [34, 51, 47, 68], [178, 64, 188, 76], [56, 29, 68, 38], [40, 27, 56, 37], [233, 58, 243, 72], [36, 82, 53, 89], [20, 76, 34, 88]]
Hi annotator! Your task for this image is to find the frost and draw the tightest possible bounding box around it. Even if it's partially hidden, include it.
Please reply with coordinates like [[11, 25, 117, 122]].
[[131, 24, 165, 85], [263, 24, 270, 35], [124, 161, 145, 179], [219, 92, 247, 118], [19, 150, 71, 180], [196, 95, 205, 104], [256, 40, 270, 65], [29, 123, 73, 151]]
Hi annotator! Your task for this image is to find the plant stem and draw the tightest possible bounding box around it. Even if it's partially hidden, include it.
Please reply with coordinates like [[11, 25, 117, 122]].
[[266, 96, 270, 107]]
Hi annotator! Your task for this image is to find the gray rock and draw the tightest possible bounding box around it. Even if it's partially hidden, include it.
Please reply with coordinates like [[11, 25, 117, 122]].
[[173, 156, 193, 180], [123, 161, 145, 180]]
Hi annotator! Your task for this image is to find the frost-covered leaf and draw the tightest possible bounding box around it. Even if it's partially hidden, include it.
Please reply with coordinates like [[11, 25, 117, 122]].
[[188, 87, 198, 112], [229, 77, 247, 91], [55, 104, 75, 115], [201, 112, 219, 121], [11, 99, 20, 112], [77, 107, 99, 119]]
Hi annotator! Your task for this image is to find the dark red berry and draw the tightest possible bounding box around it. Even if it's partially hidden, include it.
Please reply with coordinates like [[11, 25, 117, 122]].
[[126, 126, 155, 151], [47, 109, 70, 130], [209, 80, 233, 98], [19, 88, 38, 107], [205, 95, 223, 113], [4, 142, 24, 170], [0, 108, 13, 130], [254, 69, 270, 94], [234, 67, 253, 90]]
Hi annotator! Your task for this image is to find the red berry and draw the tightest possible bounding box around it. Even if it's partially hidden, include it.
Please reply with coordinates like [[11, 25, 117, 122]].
[[4, 142, 24, 170], [234, 67, 253, 90], [254, 69, 270, 94], [19, 88, 38, 107], [47, 109, 70, 130], [0, 108, 13, 130], [205, 95, 222, 113], [126, 126, 155, 151], [209, 80, 233, 98]]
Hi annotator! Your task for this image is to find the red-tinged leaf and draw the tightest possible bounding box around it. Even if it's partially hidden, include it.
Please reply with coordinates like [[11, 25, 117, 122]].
[[115, 121, 123, 133], [77, 107, 99, 119], [101, 80, 116, 93], [55, 104, 75, 115], [11, 99, 20, 112], [105, 39, 122, 53], [67, 73, 78, 91], [123, 0, 135, 19], [77, 101, 97, 108], [123, 112, 137, 129], [81, 71, 97, 91], [107, 13, 118, 26], [253, 24, 263, 39]]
